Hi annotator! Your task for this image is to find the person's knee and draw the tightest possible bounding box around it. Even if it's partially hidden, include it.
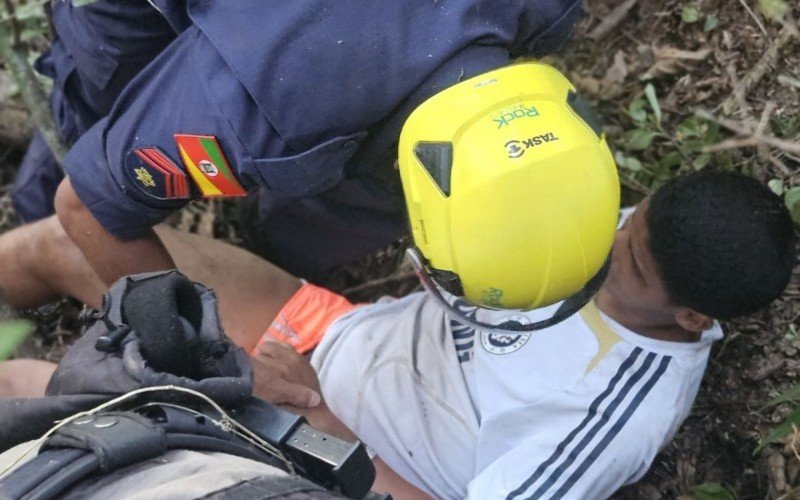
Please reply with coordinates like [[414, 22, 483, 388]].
[[54, 177, 84, 237], [35, 215, 72, 262], [0, 359, 55, 397], [12, 216, 70, 287], [0, 367, 13, 396], [27, 214, 105, 308]]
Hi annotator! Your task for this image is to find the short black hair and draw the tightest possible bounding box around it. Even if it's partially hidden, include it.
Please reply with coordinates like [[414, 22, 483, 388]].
[[647, 170, 796, 320]]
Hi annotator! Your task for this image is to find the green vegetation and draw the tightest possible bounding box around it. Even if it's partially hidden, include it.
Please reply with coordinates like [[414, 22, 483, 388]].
[[0, 319, 33, 360], [691, 482, 737, 500], [614, 84, 722, 192]]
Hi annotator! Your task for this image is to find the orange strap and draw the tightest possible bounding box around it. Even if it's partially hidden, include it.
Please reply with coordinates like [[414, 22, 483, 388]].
[[252, 283, 361, 355]]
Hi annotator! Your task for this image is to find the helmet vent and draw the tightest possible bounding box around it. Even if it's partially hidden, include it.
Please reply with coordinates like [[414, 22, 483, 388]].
[[567, 91, 603, 138], [414, 142, 453, 197]]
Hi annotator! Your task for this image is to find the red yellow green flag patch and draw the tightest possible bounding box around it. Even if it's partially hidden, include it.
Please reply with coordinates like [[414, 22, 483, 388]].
[[174, 134, 247, 197]]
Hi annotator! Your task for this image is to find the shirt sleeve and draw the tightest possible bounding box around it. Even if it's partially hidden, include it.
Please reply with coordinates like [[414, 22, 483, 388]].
[[467, 415, 657, 500], [63, 25, 288, 240], [467, 351, 679, 500]]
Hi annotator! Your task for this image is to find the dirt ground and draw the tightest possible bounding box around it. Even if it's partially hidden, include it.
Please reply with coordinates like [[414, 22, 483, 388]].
[[565, 1, 800, 498], [0, 0, 798, 498]]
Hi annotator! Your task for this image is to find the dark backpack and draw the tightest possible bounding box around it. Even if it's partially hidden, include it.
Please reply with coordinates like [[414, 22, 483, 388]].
[[0, 271, 377, 499]]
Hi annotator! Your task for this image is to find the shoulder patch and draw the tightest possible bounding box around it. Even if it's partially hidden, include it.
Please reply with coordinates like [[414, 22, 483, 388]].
[[125, 147, 190, 201], [174, 134, 247, 197]]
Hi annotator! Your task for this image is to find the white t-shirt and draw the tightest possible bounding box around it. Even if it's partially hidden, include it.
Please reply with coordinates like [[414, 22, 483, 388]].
[[311, 292, 722, 499]]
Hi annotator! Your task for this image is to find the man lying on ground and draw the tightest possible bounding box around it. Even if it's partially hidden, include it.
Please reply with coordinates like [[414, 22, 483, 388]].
[[1, 170, 795, 498]]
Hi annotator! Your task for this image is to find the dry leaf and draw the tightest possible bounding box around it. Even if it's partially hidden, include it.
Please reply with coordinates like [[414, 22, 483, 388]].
[[603, 50, 629, 85], [654, 47, 713, 61], [570, 73, 601, 97], [640, 46, 712, 80]]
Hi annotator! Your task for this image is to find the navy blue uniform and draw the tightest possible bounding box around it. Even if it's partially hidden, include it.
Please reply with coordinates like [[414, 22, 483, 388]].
[[12, 0, 176, 221], [16, 0, 581, 277]]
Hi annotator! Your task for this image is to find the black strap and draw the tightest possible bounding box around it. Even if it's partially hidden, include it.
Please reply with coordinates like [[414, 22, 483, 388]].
[[200, 475, 341, 500], [24, 454, 99, 500], [408, 247, 612, 333], [0, 412, 168, 500], [541, 257, 611, 329], [0, 448, 85, 499], [0, 402, 376, 500], [42, 412, 166, 472], [0, 408, 279, 500]]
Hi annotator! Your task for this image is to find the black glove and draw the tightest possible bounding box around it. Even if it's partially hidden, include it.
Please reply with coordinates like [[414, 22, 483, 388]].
[[0, 270, 253, 452]]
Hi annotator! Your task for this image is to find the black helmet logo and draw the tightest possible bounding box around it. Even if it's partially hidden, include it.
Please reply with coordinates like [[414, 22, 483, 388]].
[[505, 140, 524, 159]]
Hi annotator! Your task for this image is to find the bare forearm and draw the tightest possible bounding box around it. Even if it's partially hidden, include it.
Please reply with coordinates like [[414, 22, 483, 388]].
[[54, 177, 175, 285]]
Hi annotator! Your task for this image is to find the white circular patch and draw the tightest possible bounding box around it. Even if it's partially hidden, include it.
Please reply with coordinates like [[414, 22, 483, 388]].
[[479, 314, 533, 355], [198, 160, 219, 177]]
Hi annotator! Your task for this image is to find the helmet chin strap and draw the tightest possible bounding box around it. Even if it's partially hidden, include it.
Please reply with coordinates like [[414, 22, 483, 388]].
[[406, 248, 611, 334]]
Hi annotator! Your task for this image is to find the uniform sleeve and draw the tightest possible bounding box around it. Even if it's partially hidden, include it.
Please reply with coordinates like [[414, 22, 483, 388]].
[[63, 26, 289, 240], [513, 0, 583, 58]]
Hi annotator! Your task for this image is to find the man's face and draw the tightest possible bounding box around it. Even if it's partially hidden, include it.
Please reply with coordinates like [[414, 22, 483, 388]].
[[601, 199, 676, 321]]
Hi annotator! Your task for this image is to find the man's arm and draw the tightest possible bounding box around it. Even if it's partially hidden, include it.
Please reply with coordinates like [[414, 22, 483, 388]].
[[252, 342, 431, 499], [55, 177, 175, 285]]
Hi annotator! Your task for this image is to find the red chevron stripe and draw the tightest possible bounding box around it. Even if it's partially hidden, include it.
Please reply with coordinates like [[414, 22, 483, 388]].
[[135, 149, 173, 198], [139, 147, 191, 199]]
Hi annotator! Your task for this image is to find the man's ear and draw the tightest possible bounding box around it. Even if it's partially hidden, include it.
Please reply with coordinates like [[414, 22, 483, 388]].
[[674, 308, 714, 333]]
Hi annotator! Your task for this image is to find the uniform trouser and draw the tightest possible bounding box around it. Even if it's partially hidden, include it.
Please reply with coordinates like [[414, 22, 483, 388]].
[[12, 0, 177, 223]]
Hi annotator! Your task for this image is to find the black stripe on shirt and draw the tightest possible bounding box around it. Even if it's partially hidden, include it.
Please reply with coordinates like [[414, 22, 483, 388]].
[[505, 347, 643, 499], [549, 355, 672, 499], [526, 352, 657, 499]]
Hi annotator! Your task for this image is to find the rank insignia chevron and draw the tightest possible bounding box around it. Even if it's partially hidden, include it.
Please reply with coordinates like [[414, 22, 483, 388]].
[[125, 147, 190, 201]]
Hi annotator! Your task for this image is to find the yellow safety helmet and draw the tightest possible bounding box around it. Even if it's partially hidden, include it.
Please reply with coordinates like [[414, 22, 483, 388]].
[[399, 62, 619, 318]]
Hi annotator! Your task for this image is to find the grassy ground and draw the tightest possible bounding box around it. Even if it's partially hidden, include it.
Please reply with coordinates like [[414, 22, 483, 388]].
[[563, 1, 800, 498], [0, 0, 798, 497]]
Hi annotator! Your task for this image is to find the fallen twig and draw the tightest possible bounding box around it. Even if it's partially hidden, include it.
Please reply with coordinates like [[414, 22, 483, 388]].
[[757, 102, 777, 134], [701, 136, 759, 153], [778, 74, 800, 89], [737, 0, 768, 37], [1, 0, 21, 47], [588, 0, 637, 41], [755, 102, 777, 161], [767, 154, 793, 177], [618, 174, 652, 196], [697, 109, 800, 155], [722, 24, 797, 115], [640, 46, 712, 81]]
